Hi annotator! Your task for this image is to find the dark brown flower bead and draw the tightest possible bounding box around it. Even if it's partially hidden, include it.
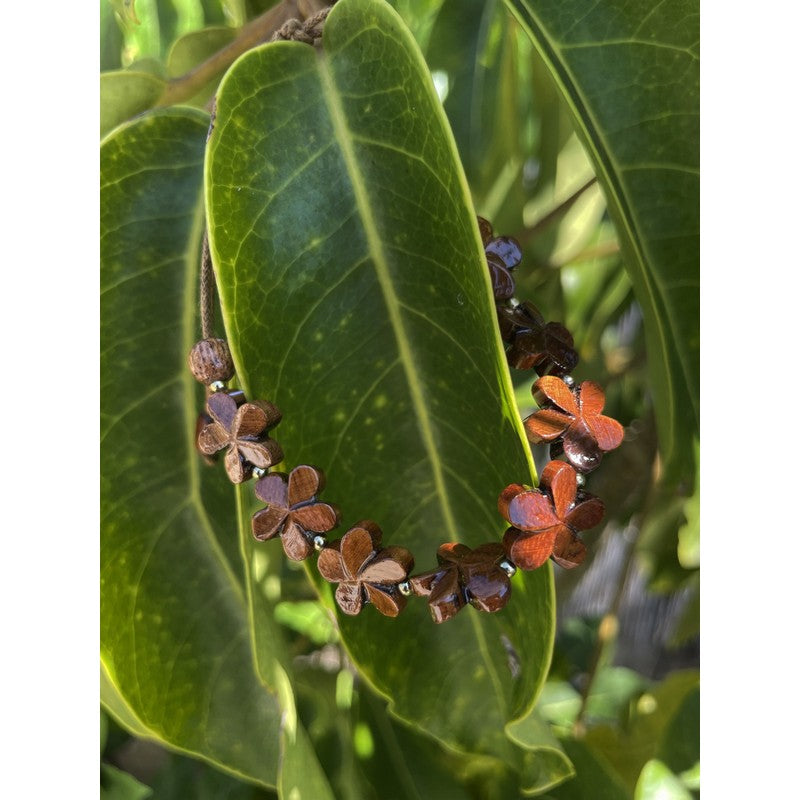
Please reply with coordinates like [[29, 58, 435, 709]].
[[496, 301, 578, 376], [317, 522, 414, 617], [197, 390, 283, 483], [508, 321, 578, 376], [252, 465, 340, 560], [524, 376, 624, 472], [487, 252, 516, 300], [498, 461, 604, 570], [188, 338, 235, 385], [409, 542, 511, 623], [477, 215, 494, 245]]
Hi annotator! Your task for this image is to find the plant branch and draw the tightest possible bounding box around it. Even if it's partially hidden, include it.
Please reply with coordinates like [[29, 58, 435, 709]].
[[572, 518, 640, 737], [155, 0, 330, 108]]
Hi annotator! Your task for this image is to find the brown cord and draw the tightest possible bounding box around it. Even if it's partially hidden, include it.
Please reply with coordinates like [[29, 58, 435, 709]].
[[200, 231, 215, 340], [270, 7, 331, 43]]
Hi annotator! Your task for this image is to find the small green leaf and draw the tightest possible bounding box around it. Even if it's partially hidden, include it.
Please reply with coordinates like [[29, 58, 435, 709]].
[[504, 0, 699, 487], [634, 760, 692, 800], [583, 670, 699, 792], [100, 70, 166, 137], [548, 738, 631, 800], [101, 108, 283, 786], [275, 600, 339, 645], [656, 685, 699, 778], [206, 0, 553, 786], [101, 764, 153, 800]]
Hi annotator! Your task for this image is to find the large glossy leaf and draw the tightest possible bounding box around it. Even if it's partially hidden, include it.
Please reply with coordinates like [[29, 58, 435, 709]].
[[100, 108, 283, 787], [504, 0, 700, 486], [206, 0, 555, 786]]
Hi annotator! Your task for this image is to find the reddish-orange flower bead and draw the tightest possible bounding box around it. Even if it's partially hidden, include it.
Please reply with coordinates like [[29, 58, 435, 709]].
[[498, 461, 604, 570], [524, 376, 624, 472]]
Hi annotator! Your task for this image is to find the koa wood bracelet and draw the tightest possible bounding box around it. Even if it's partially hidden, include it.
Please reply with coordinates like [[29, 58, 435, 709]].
[[190, 215, 624, 624]]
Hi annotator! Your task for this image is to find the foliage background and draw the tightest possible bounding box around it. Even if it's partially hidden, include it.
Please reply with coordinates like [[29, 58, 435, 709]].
[[100, 0, 699, 798]]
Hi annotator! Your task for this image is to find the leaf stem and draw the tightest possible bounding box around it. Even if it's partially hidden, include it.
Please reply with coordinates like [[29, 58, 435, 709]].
[[155, 0, 329, 108], [516, 176, 597, 246]]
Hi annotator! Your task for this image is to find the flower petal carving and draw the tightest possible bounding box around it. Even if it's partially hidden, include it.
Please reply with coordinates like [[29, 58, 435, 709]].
[[524, 377, 624, 472], [409, 541, 511, 623], [498, 461, 604, 570], [198, 390, 283, 483], [252, 465, 340, 561], [318, 522, 413, 617]]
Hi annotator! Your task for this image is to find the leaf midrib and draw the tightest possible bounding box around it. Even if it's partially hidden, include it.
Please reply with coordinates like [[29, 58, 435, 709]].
[[314, 51, 459, 543]]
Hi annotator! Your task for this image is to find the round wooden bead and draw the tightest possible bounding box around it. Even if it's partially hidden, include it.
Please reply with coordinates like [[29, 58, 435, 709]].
[[189, 338, 235, 385]]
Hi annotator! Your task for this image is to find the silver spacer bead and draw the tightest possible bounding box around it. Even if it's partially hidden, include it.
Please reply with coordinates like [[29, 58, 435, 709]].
[[252, 466, 267, 480], [313, 534, 327, 552], [575, 472, 586, 487], [499, 559, 517, 578], [397, 580, 412, 596], [562, 375, 575, 387], [209, 380, 226, 392]]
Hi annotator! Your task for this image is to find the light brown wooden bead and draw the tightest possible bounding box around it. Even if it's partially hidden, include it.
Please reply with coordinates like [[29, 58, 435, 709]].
[[189, 338, 235, 385]]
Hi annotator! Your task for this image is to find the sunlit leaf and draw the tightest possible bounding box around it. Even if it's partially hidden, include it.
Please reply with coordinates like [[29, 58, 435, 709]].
[[634, 759, 692, 800], [206, 0, 554, 787], [101, 108, 283, 786]]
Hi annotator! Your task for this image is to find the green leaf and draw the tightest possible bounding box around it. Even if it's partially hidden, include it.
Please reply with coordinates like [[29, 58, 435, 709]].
[[101, 764, 154, 800], [583, 670, 699, 792], [102, 0, 125, 71], [504, 0, 699, 486], [506, 712, 575, 794], [634, 760, 692, 800], [101, 107, 283, 787], [656, 684, 699, 778], [427, 0, 524, 210], [548, 738, 631, 800], [100, 70, 166, 137], [353, 692, 475, 800], [584, 667, 650, 724], [205, 0, 554, 787]]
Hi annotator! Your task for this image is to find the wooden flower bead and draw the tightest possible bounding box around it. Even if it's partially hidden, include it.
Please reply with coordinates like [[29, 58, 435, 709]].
[[195, 412, 217, 466], [317, 521, 414, 617], [496, 301, 578, 376], [496, 300, 544, 343], [487, 252, 516, 300], [409, 542, 511, 624], [252, 465, 340, 561], [197, 390, 283, 483], [498, 461, 605, 570], [188, 338, 235, 385], [485, 235, 522, 270], [508, 321, 578, 376], [477, 215, 493, 245], [524, 376, 624, 472]]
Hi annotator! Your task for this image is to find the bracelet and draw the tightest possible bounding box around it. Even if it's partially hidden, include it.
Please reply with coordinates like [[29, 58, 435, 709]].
[[190, 216, 624, 624]]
